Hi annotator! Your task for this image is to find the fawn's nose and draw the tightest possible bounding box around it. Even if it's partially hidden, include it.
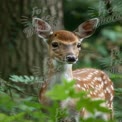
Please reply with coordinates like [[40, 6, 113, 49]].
[[66, 55, 77, 63]]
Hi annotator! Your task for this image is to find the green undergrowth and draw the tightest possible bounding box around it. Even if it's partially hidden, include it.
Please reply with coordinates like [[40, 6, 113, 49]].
[[0, 74, 121, 122]]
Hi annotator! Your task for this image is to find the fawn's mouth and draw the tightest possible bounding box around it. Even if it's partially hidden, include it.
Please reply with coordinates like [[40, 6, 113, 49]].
[[63, 58, 78, 64], [66, 58, 78, 64], [54, 58, 78, 64], [54, 56, 78, 64]]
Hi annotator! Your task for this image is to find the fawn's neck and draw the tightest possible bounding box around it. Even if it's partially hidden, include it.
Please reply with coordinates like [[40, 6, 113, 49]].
[[47, 59, 73, 88]]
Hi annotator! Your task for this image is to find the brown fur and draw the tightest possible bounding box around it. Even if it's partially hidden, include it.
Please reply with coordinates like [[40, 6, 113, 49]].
[[49, 30, 78, 42]]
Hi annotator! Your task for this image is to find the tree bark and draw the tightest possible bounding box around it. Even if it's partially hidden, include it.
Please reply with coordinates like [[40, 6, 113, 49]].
[[0, 0, 64, 79]]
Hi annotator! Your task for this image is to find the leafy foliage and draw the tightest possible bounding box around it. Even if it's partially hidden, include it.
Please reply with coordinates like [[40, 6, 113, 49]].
[[9, 75, 41, 84], [0, 77, 116, 122]]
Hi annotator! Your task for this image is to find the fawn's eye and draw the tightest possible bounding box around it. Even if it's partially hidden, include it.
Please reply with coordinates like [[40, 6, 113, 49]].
[[77, 43, 81, 48], [51, 42, 59, 48]]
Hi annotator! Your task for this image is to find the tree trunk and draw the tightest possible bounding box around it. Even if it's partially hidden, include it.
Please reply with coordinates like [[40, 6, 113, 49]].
[[0, 0, 64, 79]]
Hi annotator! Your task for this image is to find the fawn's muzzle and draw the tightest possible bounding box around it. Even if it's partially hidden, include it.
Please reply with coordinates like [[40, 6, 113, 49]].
[[66, 55, 77, 63]]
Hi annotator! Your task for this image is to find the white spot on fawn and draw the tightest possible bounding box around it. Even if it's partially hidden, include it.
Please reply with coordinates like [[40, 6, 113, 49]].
[[111, 85, 114, 90], [77, 84, 81, 88]]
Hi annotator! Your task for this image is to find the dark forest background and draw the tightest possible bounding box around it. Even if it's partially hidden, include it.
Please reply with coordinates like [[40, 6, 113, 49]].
[[0, 0, 122, 121]]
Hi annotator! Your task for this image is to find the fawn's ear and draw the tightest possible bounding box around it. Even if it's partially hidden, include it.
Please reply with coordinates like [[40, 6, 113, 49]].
[[74, 18, 99, 40], [32, 17, 53, 39]]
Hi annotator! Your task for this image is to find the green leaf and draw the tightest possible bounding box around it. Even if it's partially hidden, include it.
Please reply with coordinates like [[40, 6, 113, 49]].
[[9, 75, 36, 84], [46, 80, 76, 100]]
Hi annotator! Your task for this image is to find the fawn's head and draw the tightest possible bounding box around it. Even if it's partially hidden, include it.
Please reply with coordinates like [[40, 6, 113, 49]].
[[33, 18, 99, 64]]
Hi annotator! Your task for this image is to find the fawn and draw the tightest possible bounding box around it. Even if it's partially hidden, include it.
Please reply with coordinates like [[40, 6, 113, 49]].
[[33, 17, 114, 121]]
